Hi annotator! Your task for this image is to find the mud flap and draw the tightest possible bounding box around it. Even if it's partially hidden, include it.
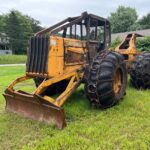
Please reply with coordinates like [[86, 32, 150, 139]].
[[3, 90, 66, 129]]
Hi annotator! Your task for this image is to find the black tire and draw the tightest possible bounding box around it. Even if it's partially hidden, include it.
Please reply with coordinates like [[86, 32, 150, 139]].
[[34, 77, 69, 96], [130, 52, 150, 89], [85, 50, 127, 109]]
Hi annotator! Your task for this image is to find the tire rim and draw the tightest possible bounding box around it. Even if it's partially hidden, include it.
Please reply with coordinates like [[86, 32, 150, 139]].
[[113, 69, 122, 95]]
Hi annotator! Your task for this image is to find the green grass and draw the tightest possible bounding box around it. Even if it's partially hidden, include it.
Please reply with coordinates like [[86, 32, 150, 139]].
[[0, 66, 150, 149], [0, 55, 27, 64]]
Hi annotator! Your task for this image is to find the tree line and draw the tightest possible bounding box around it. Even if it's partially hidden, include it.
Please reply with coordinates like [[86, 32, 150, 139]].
[[0, 6, 149, 54], [109, 6, 150, 33], [0, 10, 43, 54]]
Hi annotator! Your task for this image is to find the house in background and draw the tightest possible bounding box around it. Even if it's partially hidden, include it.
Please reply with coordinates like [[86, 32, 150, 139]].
[[0, 33, 12, 55], [111, 29, 150, 41]]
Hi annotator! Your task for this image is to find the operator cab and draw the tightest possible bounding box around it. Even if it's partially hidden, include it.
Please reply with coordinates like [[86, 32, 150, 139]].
[[36, 12, 111, 61]]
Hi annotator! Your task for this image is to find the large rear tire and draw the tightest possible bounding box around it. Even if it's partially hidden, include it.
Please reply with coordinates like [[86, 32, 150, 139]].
[[130, 52, 150, 89], [85, 50, 127, 109]]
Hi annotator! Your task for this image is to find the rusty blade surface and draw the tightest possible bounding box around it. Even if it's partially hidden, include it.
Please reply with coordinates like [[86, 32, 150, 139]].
[[3, 90, 66, 129]]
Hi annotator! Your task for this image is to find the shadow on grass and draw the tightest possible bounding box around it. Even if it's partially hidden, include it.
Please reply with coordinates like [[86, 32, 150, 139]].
[[63, 86, 117, 124]]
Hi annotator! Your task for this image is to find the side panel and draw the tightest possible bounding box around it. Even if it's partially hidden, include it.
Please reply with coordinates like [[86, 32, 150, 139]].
[[47, 36, 64, 77], [63, 38, 86, 73], [47, 36, 86, 77]]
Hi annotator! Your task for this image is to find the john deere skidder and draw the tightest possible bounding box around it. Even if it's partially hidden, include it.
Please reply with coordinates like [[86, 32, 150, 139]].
[[4, 12, 127, 128]]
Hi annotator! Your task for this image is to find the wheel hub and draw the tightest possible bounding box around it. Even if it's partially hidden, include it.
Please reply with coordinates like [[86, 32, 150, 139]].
[[113, 69, 122, 95]]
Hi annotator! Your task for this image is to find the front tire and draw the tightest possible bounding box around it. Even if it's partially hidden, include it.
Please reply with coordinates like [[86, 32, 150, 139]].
[[85, 50, 127, 109]]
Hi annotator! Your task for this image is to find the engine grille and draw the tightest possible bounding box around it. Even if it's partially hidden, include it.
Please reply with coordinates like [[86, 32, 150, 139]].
[[26, 36, 49, 74]]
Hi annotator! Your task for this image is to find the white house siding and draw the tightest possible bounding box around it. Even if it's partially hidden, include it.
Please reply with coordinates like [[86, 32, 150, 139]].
[[0, 50, 12, 55]]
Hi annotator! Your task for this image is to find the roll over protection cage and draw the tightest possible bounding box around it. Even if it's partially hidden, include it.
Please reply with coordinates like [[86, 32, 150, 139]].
[[35, 12, 111, 48]]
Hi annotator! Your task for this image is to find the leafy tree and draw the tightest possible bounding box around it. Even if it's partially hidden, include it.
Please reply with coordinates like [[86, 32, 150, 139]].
[[26, 16, 43, 33], [0, 15, 6, 33], [2, 10, 43, 54], [129, 22, 141, 31], [138, 13, 150, 29], [4, 10, 23, 54], [108, 6, 138, 33]]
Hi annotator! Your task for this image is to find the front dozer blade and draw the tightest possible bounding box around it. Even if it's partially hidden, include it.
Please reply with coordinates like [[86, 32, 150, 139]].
[[3, 90, 66, 129]]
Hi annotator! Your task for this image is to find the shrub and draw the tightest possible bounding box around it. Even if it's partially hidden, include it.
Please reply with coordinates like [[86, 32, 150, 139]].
[[136, 36, 150, 51], [110, 37, 121, 49]]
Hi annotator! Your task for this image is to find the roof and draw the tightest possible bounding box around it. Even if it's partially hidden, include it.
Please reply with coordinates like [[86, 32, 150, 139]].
[[111, 29, 150, 41]]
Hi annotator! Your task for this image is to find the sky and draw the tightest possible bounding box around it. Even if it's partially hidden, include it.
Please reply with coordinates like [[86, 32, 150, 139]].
[[0, 0, 149, 27]]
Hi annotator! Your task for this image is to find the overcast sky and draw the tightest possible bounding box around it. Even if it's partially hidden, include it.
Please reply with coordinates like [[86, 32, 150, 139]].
[[0, 0, 149, 27]]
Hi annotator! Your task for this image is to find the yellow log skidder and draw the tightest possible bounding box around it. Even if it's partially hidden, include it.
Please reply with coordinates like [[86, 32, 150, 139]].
[[4, 12, 127, 129], [114, 33, 150, 89]]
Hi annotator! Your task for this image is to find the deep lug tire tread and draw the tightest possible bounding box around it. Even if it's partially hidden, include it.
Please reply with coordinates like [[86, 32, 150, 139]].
[[130, 52, 150, 89], [85, 50, 127, 109]]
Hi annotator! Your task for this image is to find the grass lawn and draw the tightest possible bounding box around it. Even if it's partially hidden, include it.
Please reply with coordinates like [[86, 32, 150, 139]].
[[0, 66, 150, 150], [0, 55, 26, 64]]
